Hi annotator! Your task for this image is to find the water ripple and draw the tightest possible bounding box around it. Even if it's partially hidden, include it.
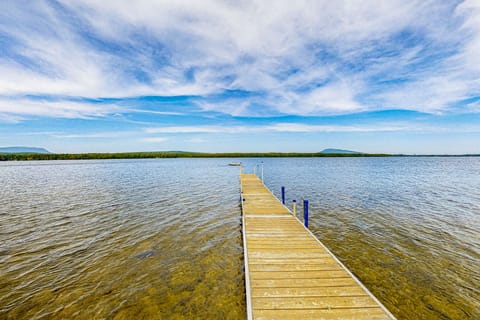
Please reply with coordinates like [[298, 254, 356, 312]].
[[0, 159, 245, 319], [2, 157, 479, 319], [261, 157, 480, 320]]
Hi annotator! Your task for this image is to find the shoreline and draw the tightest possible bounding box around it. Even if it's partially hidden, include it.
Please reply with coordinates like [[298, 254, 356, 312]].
[[2, 152, 480, 161]]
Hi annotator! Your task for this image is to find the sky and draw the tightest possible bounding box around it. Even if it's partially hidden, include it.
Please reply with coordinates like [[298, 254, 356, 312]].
[[1, 0, 479, 154]]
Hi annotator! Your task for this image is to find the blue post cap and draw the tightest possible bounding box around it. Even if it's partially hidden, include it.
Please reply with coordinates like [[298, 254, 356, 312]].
[[293, 199, 296, 203]]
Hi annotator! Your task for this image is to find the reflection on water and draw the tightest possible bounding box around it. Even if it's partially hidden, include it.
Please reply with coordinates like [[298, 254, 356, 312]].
[[0, 159, 245, 319], [1, 157, 479, 319]]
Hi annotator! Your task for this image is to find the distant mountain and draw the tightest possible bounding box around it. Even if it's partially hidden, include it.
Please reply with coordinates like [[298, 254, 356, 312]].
[[0, 146, 50, 154], [320, 148, 362, 154]]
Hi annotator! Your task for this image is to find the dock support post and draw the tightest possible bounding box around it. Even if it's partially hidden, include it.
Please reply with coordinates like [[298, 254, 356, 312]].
[[261, 161, 264, 182], [281, 186, 285, 205], [292, 199, 296, 216], [303, 200, 309, 228]]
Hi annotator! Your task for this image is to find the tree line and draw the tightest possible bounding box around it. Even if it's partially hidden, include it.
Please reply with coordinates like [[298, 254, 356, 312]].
[[0, 151, 392, 161]]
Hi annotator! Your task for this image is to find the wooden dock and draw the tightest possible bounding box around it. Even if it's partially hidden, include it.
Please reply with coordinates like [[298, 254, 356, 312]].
[[240, 173, 396, 320]]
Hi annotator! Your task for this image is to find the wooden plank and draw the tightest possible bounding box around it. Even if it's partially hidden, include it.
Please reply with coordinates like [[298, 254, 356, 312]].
[[248, 252, 330, 259], [245, 227, 309, 232], [248, 258, 337, 265], [252, 308, 391, 320], [246, 240, 323, 245], [246, 234, 312, 239], [252, 296, 381, 309], [249, 270, 350, 280], [247, 240, 320, 246], [246, 227, 307, 232], [246, 238, 319, 243], [251, 286, 368, 298], [251, 278, 358, 288], [244, 209, 290, 215], [247, 246, 329, 251], [249, 263, 340, 272], [248, 249, 329, 255]]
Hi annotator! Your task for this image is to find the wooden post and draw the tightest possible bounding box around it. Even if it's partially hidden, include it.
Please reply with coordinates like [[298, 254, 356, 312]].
[[261, 161, 264, 182], [281, 186, 285, 205], [303, 200, 309, 228], [292, 199, 296, 216]]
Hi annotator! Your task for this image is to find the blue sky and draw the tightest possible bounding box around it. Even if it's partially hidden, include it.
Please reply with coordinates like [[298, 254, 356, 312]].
[[1, 0, 479, 154]]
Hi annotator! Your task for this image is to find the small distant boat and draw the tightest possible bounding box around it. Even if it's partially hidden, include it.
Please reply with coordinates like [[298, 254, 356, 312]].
[[228, 162, 242, 166]]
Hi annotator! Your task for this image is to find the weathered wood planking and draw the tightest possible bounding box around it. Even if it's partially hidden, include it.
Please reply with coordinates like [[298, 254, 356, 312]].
[[240, 173, 396, 320]]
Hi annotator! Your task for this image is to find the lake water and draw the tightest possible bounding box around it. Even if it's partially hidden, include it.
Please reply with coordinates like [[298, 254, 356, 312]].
[[0, 157, 479, 319]]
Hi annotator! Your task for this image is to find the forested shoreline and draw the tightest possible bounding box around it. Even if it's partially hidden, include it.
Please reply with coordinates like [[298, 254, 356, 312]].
[[0, 152, 393, 161]]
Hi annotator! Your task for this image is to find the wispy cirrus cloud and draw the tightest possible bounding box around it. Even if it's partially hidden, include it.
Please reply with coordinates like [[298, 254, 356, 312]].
[[0, 98, 124, 119], [1, 0, 479, 120], [51, 131, 134, 139], [0, 113, 24, 123], [145, 123, 412, 134]]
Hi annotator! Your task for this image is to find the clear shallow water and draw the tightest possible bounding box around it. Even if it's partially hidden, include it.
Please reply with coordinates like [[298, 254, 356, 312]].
[[261, 157, 480, 320], [0, 159, 245, 319], [1, 157, 479, 319]]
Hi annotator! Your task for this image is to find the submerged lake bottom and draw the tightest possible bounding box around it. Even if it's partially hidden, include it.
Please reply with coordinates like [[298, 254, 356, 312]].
[[0, 158, 479, 319]]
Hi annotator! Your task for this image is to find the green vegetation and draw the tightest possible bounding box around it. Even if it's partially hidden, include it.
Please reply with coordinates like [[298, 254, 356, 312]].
[[0, 151, 393, 161]]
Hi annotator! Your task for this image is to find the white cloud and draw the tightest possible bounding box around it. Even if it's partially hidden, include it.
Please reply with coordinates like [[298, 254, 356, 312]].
[[52, 131, 133, 139], [127, 109, 184, 116], [294, 80, 364, 114], [0, 113, 24, 123], [0, 99, 124, 119], [145, 123, 411, 134], [1, 0, 478, 117], [145, 126, 226, 134]]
